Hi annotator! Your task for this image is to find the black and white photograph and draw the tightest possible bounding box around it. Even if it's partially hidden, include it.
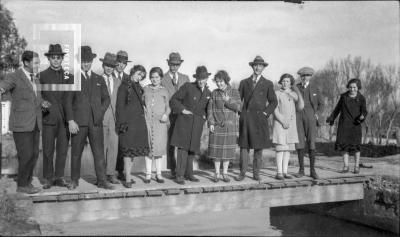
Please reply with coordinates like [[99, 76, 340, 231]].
[[0, 0, 399, 236]]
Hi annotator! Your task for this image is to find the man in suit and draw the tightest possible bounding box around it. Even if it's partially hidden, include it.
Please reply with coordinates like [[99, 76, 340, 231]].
[[235, 56, 278, 182], [169, 66, 211, 184], [294, 67, 324, 179], [113, 50, 131, 181], [0, 51, 45, 194], [161, 52, 190, 179], [64, 46, 114, 190], [39, 44, 71, 189], [101, 52, 121, 184]]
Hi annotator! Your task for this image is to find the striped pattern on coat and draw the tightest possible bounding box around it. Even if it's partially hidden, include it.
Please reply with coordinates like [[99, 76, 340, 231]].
[[207, 86, 242, 161]]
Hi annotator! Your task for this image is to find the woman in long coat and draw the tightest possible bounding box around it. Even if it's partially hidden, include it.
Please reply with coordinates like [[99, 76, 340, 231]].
[[208, 70, 241, 183], [326, 78, 367, 174], [170, 66, 212, 184], [143, 67, 170, 183], [115, 65, 149, 188], [272, 74, 304, 180]]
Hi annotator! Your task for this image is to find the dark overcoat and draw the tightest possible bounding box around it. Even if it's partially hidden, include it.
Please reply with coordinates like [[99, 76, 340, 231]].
[[170, 82, 211, 154], [115, 80, 149, 150], [238, 76, 278, 149], [327, 92, 367, 146]]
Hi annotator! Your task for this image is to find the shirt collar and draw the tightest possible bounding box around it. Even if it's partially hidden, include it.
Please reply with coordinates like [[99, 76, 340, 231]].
[[82, 70, 92, 79], [114, 71, 123, 79], [253, 74, 261, 82], [302, 81, 309, 88], [21, 67, 34, 80], [169, 71, 178, 79]]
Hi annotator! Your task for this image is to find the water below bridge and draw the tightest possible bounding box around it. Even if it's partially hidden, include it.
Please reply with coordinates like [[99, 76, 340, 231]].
[[40, 206, 396, 236]]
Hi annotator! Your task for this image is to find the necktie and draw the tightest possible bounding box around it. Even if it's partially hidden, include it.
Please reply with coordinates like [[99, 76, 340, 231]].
[[172, 73, 178, 90], [172, 73, 177, 85], [85, 71, 89, 80], [106, 76, 111, 94], [118, 73, 122, 81], [253, 78, 257, 88], [29, 73, 34, 82]]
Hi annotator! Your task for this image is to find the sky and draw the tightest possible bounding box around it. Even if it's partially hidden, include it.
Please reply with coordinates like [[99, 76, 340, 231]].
[[3, 1, 399, 87]]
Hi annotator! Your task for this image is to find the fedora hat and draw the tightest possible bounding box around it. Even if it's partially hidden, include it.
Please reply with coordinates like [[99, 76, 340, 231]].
[[116, 50, 131, 63], [249, 55, 268, 67], [167, 52, 184, 65], [100, 52, 117, 67], [44, 44, 66, 56], [297, 67, 315, 76], [81, 46, 97, 62], [193, 66, 211, 80]]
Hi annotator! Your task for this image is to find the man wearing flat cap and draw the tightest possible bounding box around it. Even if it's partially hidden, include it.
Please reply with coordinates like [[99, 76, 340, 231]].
[[64, 46, 114, 190], [169, 66, 211, 184], [113, 50, 131, 181], [101, 52, 121, 184], [161, 52, 190, 179], [39, 44, 72, 189], [236, 56, 278, 182], [294, 66, 324, 179]]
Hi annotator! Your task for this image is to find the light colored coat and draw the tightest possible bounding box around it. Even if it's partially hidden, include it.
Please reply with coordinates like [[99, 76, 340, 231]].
[[102, 75, 121, 175], [161, 72, 190, 100], [0, 68, 43, 132], [272, 89, 299, 145]]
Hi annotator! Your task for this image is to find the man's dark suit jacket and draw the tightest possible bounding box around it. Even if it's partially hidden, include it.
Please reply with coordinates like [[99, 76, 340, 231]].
[[64, 71, 110, 127], [39, 67, 73, 125]]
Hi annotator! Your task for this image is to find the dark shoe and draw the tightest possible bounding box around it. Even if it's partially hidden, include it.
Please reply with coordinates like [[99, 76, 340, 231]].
[[235, 173, 245, 181], [175, 176, 185, 185], [156, 176, 165, 183], [117, 172, 126, 181], [340, 167, 350, 173], [354, 167, 360, 174], [293, 170, 305, 178], [53, 178, 68, 187], [212, 174, 220, 183], [42, 179, 52, 189], [97, 182, 116, 190], [253, 175, 262, 181], [275, 174, 284, 180], [186, 176, 199, 182], [17, 186, 41, 194], [67, 181, 79, 190], [221, 174, 230, 183], [144, 178, 151, 184], [170, 172, 177, 180], [283, 174, 293, 179], [107, 175, 120, 184], [310, 171, 319, 179], [122, 180, 133, 188]]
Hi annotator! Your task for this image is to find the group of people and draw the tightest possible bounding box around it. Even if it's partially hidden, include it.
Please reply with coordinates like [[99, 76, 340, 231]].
[[0, 44, 368, 194]]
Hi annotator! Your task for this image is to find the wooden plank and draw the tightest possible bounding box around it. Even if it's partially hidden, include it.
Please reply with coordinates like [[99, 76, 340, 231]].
[[33, 183, 364, 224], [126, 190, 146, 197], [184, 188, 203, 194], [164, 189, 181, 195], [146, 190, 164, 197]]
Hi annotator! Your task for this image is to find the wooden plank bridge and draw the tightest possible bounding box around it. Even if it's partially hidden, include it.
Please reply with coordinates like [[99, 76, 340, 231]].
[[28, 167, 371, 224]]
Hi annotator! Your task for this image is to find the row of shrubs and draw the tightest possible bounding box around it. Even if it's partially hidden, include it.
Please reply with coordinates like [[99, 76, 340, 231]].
[[316, 142, 400, 157]]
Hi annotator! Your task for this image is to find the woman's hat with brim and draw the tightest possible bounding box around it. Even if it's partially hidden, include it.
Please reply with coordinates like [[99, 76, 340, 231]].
[[249, 55, 268, 67], [167, 52, 184, 64], [100, 52, 118, 67], [44, 44, 66, 56], [81, 46, 97, 62], [116, 50, 131, 63], [297, 67, 315, 76], [193, 66, 211, 80]]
